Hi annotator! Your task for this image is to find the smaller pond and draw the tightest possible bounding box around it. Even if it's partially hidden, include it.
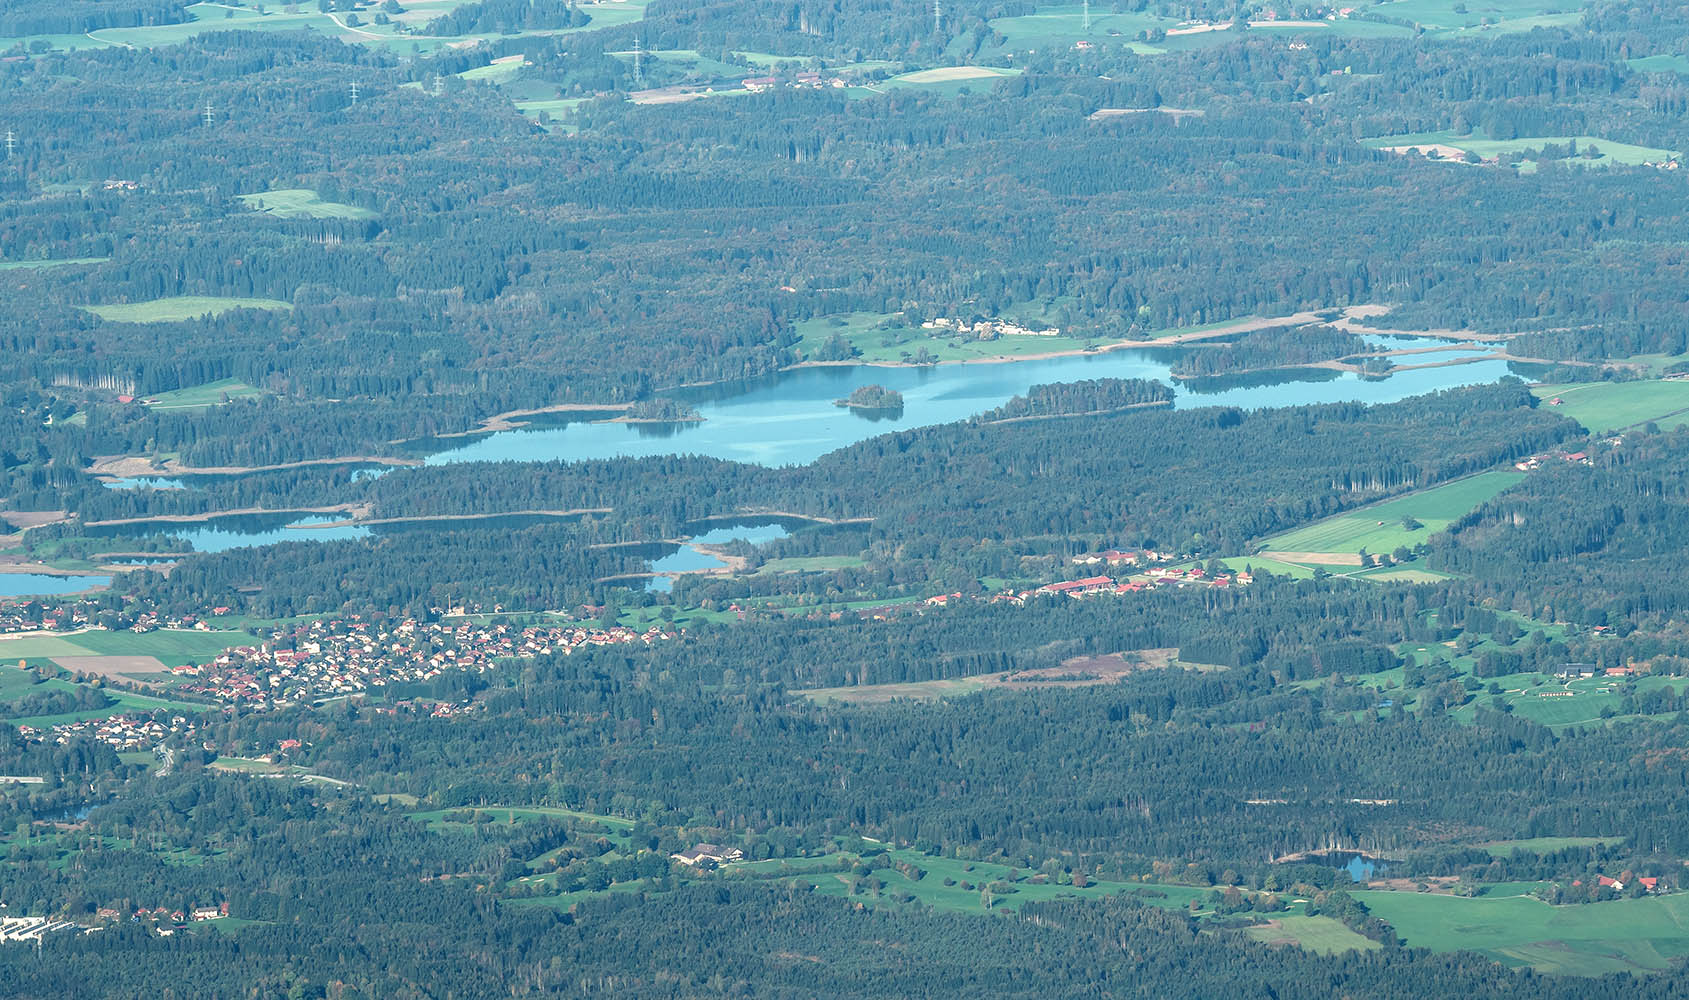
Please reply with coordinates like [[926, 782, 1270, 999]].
[[0, 573, 111, 597], [101, 476, 188, 490], [645, 522, 793, 592], [85, 513, 372, 554], [1301, 850, 1397, 882]]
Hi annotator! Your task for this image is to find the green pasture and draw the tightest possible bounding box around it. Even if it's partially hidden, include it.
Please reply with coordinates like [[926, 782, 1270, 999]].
[[1365, 129, 1678, 166], [516, 97, 592, 118], [1476, 837, 1622, 857], [459, 56, 528, 83], [1259, 470, 1524, 557], [981, 8, 1174, 51], [0, 628, 254, 667], [82, 297, 293, 323], [1355, 889, 1689, 975], [1354, 567, 1455, 583], [238, 189, 377, 221], [411, 804, 635, 832], [1243, 914, 1380, 955], [1365, 0, 1578, 30], [0, 258, 108, 271], [1630, 54, 1689, 74], [792, 310, 1102, 364], [144, 378, 265, 411], [1210, 556, 1318, 580], [756, 555, 867, 574], [7, 0, 643, 55], [1533, 380, 1689, 433]]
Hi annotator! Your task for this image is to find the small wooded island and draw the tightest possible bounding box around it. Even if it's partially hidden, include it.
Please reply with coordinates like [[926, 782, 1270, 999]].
[[835, 384, 905, 411], [620, 398, 704, 423]]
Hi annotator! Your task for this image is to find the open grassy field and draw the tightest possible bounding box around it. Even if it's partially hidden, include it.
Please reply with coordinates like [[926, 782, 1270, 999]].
[[1476, 836, 1622, 856], [144, 377, 266, 411], [82, 297, 293, 323], [1244, 915, 1381, 955], [0, 628, 253, 668], [1631, 54, 1689, 74], [755, 555, 868, 574], [238, 189, 377, 221], [459, 54, 530, 83], [1366, 129, 1678, 166], [1534, 380, 1689, 433], [7, 0, 644, 55], [0, 258, 108, 271], [792, 310, 1110, 364], [410, 804, 635, 832], [1355, 889, 1689, 974], [1366, 0, 1580, 31], [1259, 470, 1525, 558]]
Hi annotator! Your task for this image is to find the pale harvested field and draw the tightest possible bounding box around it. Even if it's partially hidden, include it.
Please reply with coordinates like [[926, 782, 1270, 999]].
[[52, 654, 169, 684], [1262, 551, 1365, 566], [798, 649, 1181, 703], [896, 66, 1006, 83]]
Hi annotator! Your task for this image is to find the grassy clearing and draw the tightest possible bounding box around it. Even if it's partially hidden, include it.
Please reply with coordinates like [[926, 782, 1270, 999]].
[[798, 677, 995, 705], [982, 8, 1174, 52], [1534, 380, 1689, 433], [791, 310, 1105, 364], [755, 555, 867, 574], [1365, 129, 1678, 166], [0, 258, 108, 271], [1354, 889, 1689, 974], [1476, 836, 1623, 856], [144, 377, 266, 411], [238, 189, 377, 221], [1244, 915, 1381, 955], [0, 628, 253, 667], [1259, 470, 1525, 558], [459, 54, 528, 83], [410, 805, 635, 832], [83, 297, 292, 323], [1630, 54, 1689, 74]]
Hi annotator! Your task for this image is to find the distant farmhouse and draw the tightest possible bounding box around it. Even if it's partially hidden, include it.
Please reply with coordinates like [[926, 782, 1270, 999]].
[[671, 843, 744, 867]]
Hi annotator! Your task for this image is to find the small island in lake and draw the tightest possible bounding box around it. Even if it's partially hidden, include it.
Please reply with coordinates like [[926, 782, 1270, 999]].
[[614, 398, 704, 423], [835, 384, 905, 411]]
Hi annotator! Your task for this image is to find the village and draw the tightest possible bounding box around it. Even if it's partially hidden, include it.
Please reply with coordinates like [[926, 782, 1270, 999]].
[[171, 616, 678, 708]]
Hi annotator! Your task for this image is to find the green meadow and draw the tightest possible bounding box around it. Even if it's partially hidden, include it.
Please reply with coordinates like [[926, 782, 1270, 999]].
[[1259, 469, 1525, 558], [1244, 914, 1381, 955], [144, 378, 266, 411], [1476, 836, 1622, 857], [1365, 129, 1678, 166], [1533, 380, 1689, 433], [0, 628, 254, 667], [1630, 54, 1689, 74], [792, 310, 1105, 364], [1355, 888, 1689, 975], [83, 297, 293, 323], [238, 189, 377, 221]]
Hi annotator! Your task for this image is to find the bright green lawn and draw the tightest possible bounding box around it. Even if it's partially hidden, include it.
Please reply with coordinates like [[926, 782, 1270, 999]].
[[238, 189, 377, 221], [144, 377, 265, 411], [1260, 470, 1525, 557], [82, 297, 293, 323], [1244, 914, 1381, 955], [792, 310, 1104, 363], [1534, 380, 1689, 433], [1355, 889, 1689, 974], [0, 628, 254, 667], [982, 8, 1174, 51]]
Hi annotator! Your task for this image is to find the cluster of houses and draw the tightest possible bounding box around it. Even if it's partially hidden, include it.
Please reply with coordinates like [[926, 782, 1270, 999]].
[[890, 563, 1251, 619], [0, 598, 209, 638], [920, 316, 1062, 340], [742, 72, 839, 93], [170, 617, 677, 708], [670, 843, 745, 867], [1513, 447, 1592, 471], [19, 714, 193, 751]]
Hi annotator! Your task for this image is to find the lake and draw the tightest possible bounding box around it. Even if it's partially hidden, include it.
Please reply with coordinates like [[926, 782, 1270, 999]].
[[646, 522, 794, 592], [0, 574, 112, 597], [82, 511, 592, 552], [425, 346, 1513, 468]]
